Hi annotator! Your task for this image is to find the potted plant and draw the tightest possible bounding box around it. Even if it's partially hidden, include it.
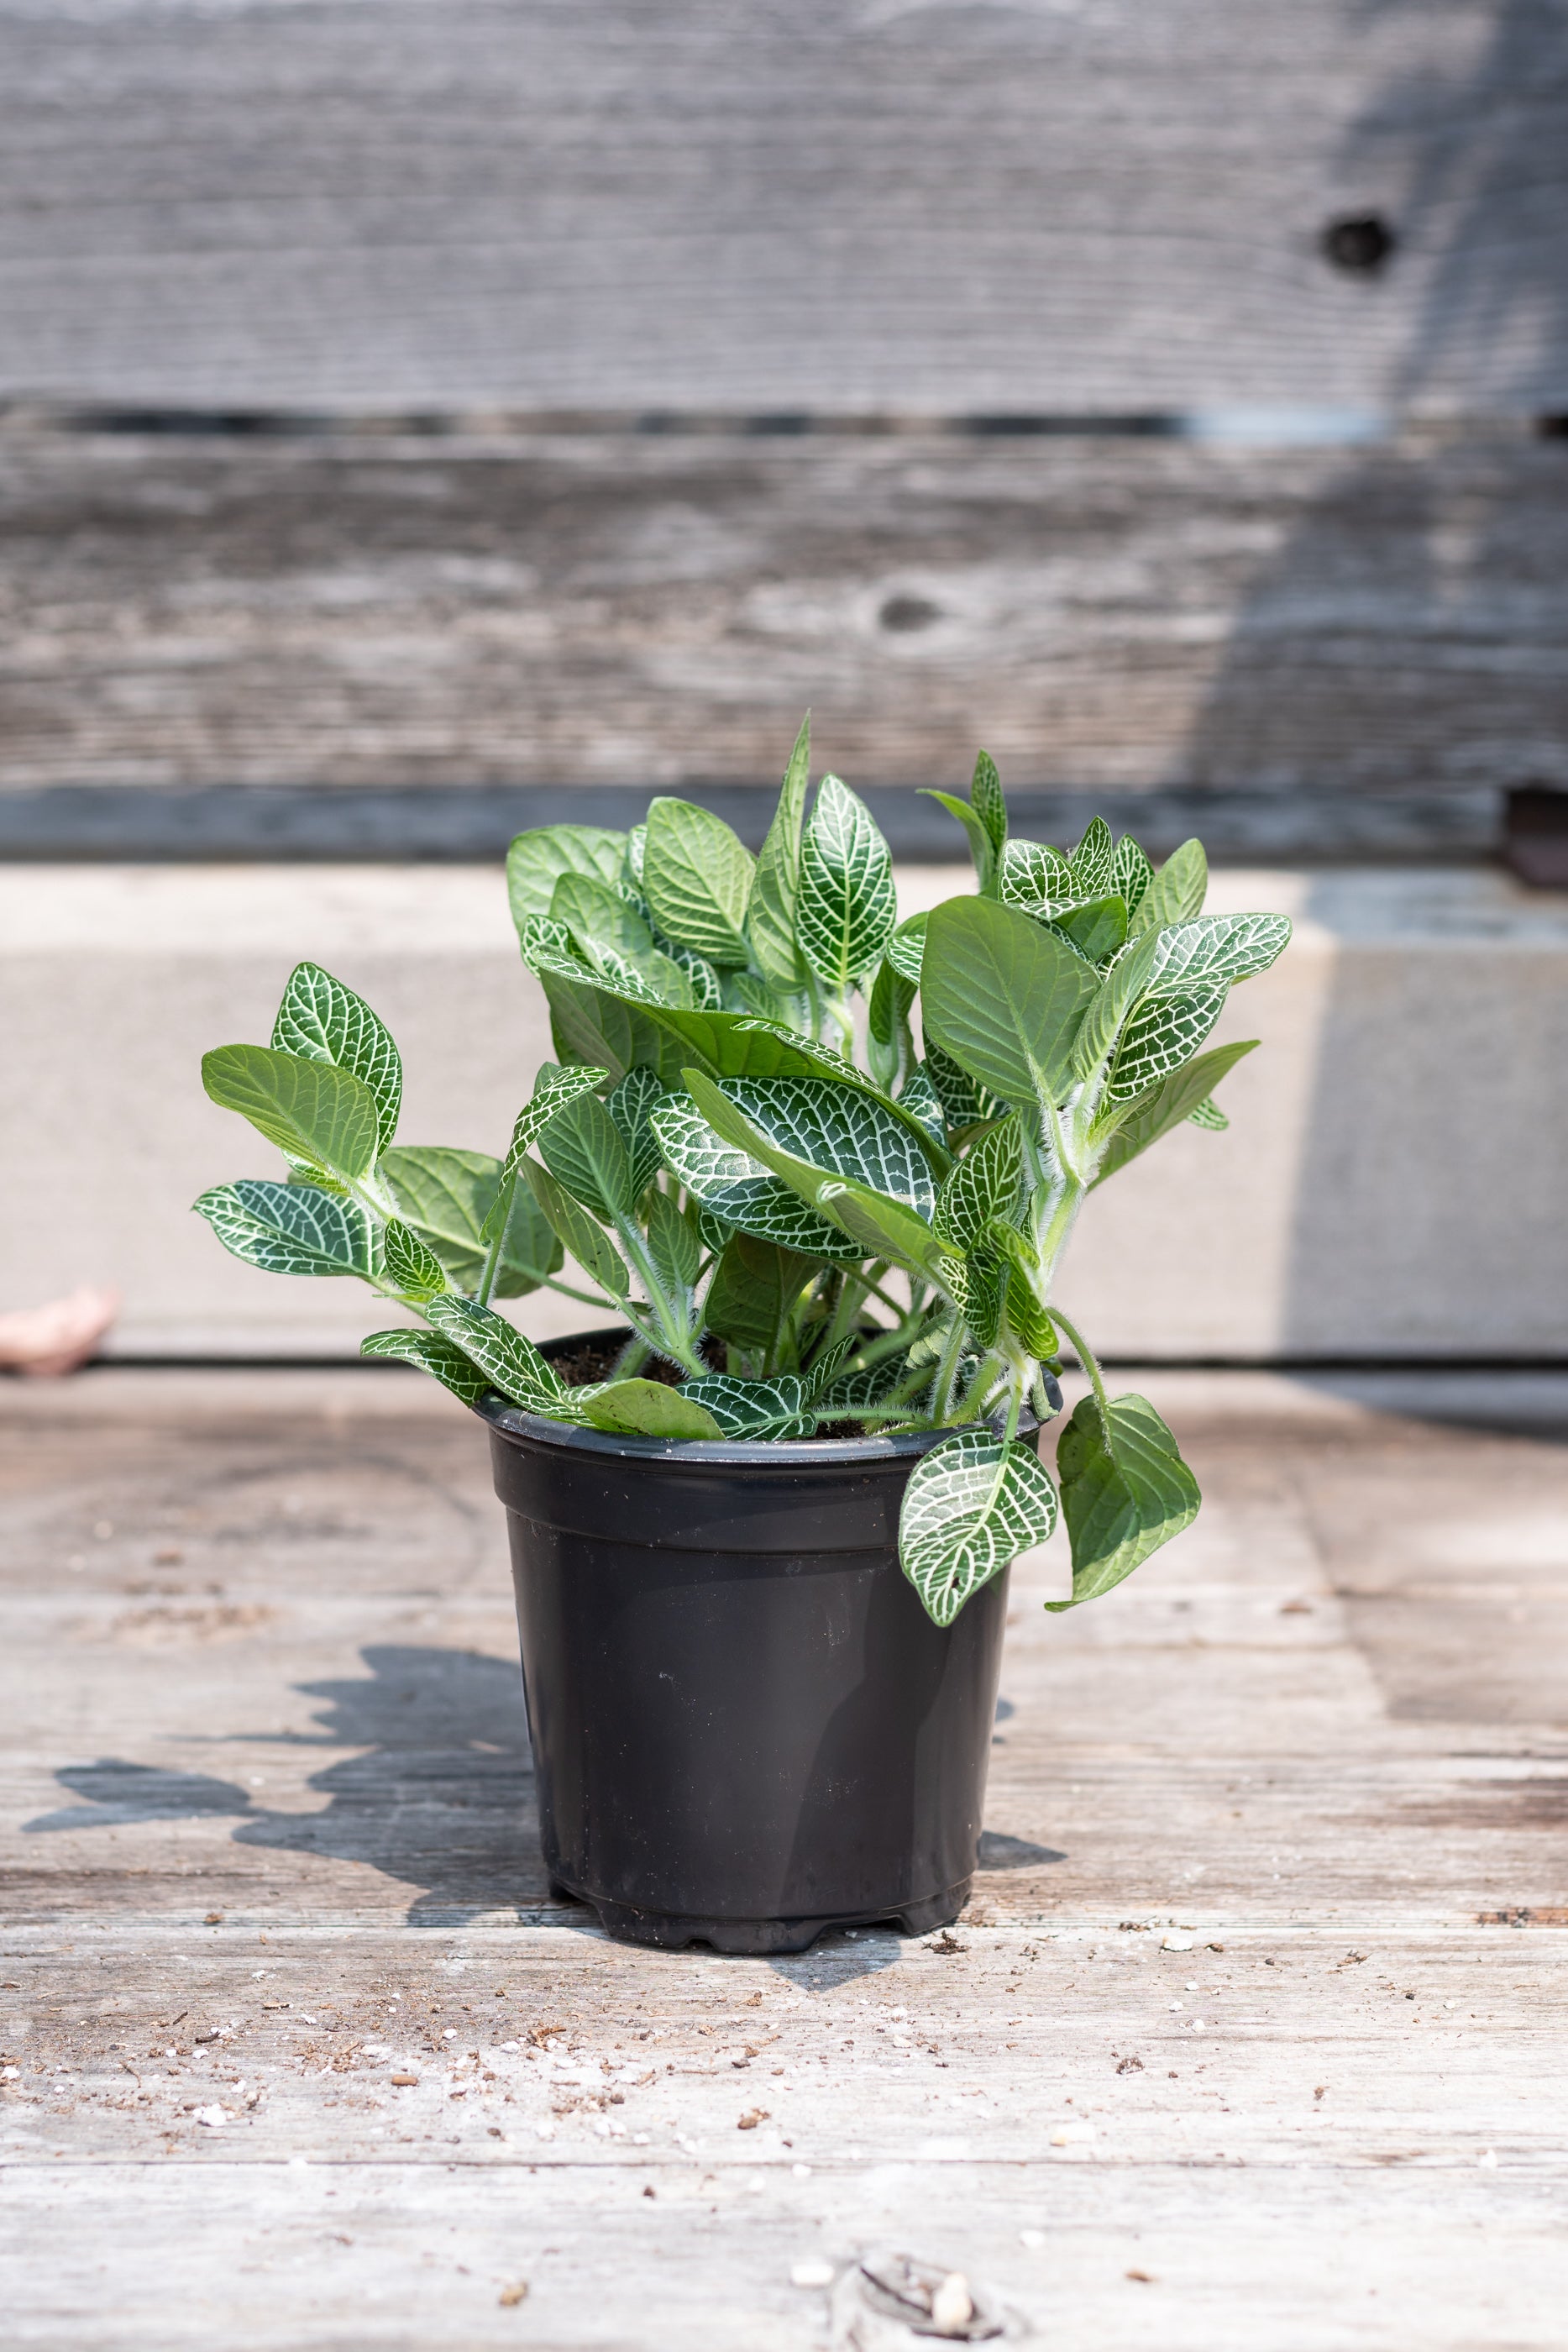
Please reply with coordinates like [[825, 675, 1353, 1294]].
[[195, 723, 1289, 1953]]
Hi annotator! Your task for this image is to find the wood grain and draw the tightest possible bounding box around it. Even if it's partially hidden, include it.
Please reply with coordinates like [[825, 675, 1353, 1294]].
[[2, 1368, 1565, 2344], [1, 2, 1565, 412], [2, 423, 1564, 840]]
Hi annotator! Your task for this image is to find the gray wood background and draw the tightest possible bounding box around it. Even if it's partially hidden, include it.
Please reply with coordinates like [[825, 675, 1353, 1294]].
[[2, 0, 1565, 414], [1, 2, 1565, 842]]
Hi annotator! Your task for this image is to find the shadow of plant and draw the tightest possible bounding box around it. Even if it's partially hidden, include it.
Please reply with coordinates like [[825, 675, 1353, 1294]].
[[24, 1642, 546, 1925]]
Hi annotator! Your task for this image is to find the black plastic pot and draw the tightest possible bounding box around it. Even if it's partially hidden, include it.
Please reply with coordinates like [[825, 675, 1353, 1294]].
[[480, 1332, 1025, 1956]]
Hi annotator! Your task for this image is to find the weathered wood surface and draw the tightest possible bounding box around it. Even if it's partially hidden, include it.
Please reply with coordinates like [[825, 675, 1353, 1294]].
[[2, 2, 1565, 412], [2, 424, 1565, 840], [3, 1368, 1566, 2346]]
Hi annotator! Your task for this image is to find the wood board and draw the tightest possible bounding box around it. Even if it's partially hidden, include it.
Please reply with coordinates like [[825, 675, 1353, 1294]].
[[1, 2, 1565, 416], [2, 423, 1565, 843], [3, 1367, 1566, 2347]]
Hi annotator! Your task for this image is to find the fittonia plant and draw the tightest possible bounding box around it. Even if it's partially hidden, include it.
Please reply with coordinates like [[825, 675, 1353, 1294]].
[[197, 721, 1289, 1627]]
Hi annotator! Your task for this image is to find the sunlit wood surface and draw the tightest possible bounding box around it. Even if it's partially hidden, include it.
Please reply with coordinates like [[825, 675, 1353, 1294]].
[[3, 1368, 1565, 2347]]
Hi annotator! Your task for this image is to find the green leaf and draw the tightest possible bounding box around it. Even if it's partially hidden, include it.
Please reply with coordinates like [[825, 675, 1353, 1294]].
[[606, 1068, 670, 1199], [1130, 837, 1208, 933], [932, 1114, 1024, 1254], [921, 898, 1099, 1107], [971, 750, 1008, 859], [1051, 894, 1127, 967], [360, 1327, 491, 1407], [380, 1146, 561, 1295], [678, 1373, 813, 1439], [1145, 911, 1292, 995], [193, 1179, 377, 1278], [651, 1095, 867, 1262], [1092, 1039, 1259, 1184], [943, 1241, 1007, 1350], [550, 871, 657, 961], [897, 1064, 948, 1154], [579, 1378, 724, 1441], [1107, 983, 1230, 1103], [815, 1178, 949, 1282], [382, 1218, 450, 1299], [747, 713, 812, 990], [729, 1021, 951, 1173], [642, 798, 755, 966], [646, 1187, 701, 1292], [867, 957, 917, 1094], [817, 1357, 919, 1415], [922, 1044, 1002, 1138], [919, 789, 996, 894], [796, 776, 897, 993], [1004, 1267, 1057, 1360], [501, 1064, 612, 1175], [537, 1091, 632, 1220], [1067, 816, 1115, 900], [1048, 1393, 1200, 1609], [702, 1232, 817, 1355], [506, 825, 627, 927], [1070, 929, 1164, 1081], [900, 1431, 1059, 1627], [1113, 832, 1153, 920], [519, 1160, 632, 1298], [423, 1296, 579, 1415], [997, 838, 1075, 918], [202, 1045, 383, 1187], [1185, 1094, 1230, 1131], [271, 963, 402, 1155], [541, 972, 689, 1084], [662, 941, 724, 1010]]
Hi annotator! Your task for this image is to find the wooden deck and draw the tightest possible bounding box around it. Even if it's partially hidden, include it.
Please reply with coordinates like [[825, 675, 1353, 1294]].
[[3, 1366, 1566, 2348]]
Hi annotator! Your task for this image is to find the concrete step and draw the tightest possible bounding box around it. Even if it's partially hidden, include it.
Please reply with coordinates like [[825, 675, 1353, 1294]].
[[2, 862, 1564, 1361]]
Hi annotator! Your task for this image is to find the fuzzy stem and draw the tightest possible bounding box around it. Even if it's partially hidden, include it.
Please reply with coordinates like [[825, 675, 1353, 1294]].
[[1049, 1305, 1110, 1425]]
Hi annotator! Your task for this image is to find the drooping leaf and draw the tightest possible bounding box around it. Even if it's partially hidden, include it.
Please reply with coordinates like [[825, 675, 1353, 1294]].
[[645, 1186, 701, 1292], [900, 1431, 1059, 1627], [423, 1296, 581, 1416], [942, 1240, 1008, 1351], [747, 713, 811, 990], [1091, 1039, 1259, 1184], [1130, 837, 1207, 933], [651, 1095, 865, 1262], [919, 788, 997, 894], [506, 824, 627, 927], [1106, 982, 1230, 1102], [360, 1327, 490, 1407], [921, 898, 1099, 1107], [537, 1090, 633, 1220], [606, 1068, 670, 1199], [932, 1114, 1024, 1254], [703, 1231, 818, 1355], [202, 1046, 383, 1188], [579, 1378, 724, 1441], [1113, 832, 1153, 921], [815, 1177, 950, 1282], [1067, 816, 1115, 901], [1048, 1392, 1200, 1609], [382, 1217, 450, 1299], [193, 1179, 377, 1278], [541, 971, 688, 1084], [642, 798, 755, 967], [380, 1145, 561, 1295], [1144, 911, 1292, 995], [678, 1373, 814, 1439], [520, 1160, 632, 1297], [271, 963, 402, 1155], [796, 776, 897, 994], [501, 1064, 612, 1175]]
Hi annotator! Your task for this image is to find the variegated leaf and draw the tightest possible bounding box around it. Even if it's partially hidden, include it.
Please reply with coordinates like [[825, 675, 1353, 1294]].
[[1106, 983, 1230, 1103], [1130, 837, 1208, 933], [885, 911, 927, 985], [645, 1187, 701, 1292], [900, 1431, 1059, 1627], [606, 1067, 670, 1198], [1067, 816, 1115, 900], [922, 1044, 1004, 1137], [1144, 911, 1292, 996], [918, 788, 996, 892], [796, 776, 897, 994], [1049, 1393, 1200, 1610], [650, 1097, 864, 1261], [271, 963, 402, 1154], [715, 1078, 937, 1218], [381, 1145, 560, 1296], [537, 1091, 632, 1220], [1185, 1094, 1230, 1130], [1112, 832, 1153, 921], [997, 837, 1075, 918], [921, 898, 1099, 1108], [549, 870, 657, 961], [520, 1160, 631, 1296], [971, 750, 1008, 858], [1092, 1038, 1259, 1185], [382, 1218, 449, 1299], [202, 1047, 383, 1188], [747, 712, 812, 990], [896, 1064, 948, 1153], [642, 798, 755, 967], [423, 1296, 583, 1417], [932, 1115, 1024, 1254], [193, 1179, 377, 1278], [501, 1064, 611, 1176], [703, 1232, 819, 1355], [506, 824, 627, 928], [360, 1327, 490, 1406], [678, 1373, 814, 1440]]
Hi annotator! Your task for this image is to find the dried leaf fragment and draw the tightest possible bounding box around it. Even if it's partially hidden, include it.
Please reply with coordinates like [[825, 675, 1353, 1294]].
[[737, 2108, 769, 2130]]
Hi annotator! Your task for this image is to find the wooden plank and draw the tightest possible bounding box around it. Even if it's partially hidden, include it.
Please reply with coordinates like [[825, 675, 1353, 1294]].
[[3, 1370, 1567, 2344], [1, 423, 1565, 841], [0, 3, 1565, 412]]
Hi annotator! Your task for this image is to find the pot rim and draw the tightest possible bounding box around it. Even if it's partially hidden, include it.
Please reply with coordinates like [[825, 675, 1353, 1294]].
[[475, 1325, 1041, 1469]]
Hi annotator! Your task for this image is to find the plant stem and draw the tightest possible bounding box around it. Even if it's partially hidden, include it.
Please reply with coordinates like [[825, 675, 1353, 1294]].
[[933, 1315, 968, 1422], [1050, 1305, 1110, 1424], [475, 1175, 514, 1309]]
